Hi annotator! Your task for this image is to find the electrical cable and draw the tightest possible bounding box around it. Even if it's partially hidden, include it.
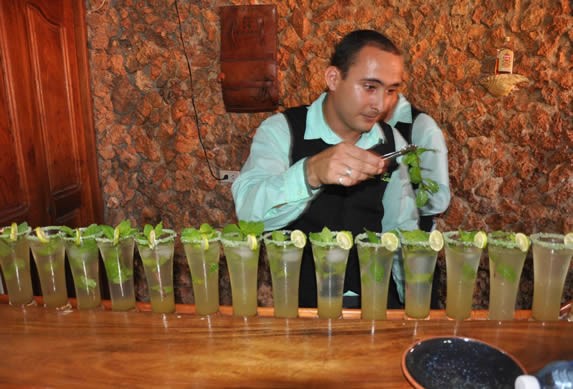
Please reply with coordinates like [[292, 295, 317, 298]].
[[174, 0, 225, 181]]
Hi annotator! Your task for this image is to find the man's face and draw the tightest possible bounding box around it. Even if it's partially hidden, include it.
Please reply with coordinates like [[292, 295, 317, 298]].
[[326, 46, 404, 137]]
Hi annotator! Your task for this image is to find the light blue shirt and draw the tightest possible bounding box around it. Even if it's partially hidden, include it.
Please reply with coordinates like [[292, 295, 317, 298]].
[[232, 92, 419, 301], [386, 94, 451, 217]]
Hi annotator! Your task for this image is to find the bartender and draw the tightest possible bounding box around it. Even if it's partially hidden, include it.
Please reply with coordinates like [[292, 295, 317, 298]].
[[232, 30, 418, 308]]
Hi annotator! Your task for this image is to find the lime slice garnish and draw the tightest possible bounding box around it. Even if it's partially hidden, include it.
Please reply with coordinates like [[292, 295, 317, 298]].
[[148, 230, 157, 249], [564, 233, 573, 248], [336, 231, 353, 250], [9, 222, 18, 241], [473, 231, 487, 249], [429, 230, 444, 251], [200, 236, 209, 251], [290, 229, 307, 248], [380, 232, 399, 251], [515, 233, 530, 252], [75, 229, 82, 246], [113, 227, 120, 245], [35, 227, 49, 243], [247, 234, 258, 251]]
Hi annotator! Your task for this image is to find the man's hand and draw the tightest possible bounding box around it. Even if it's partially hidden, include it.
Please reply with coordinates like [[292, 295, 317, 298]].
[[305, 142, 388, 188]]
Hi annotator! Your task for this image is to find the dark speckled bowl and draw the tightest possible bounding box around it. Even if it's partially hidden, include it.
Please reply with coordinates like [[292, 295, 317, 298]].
[[402, 336, 526, 389]]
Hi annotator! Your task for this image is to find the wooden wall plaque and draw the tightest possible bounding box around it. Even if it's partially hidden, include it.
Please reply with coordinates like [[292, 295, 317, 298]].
[[219, 5, 278, 112]]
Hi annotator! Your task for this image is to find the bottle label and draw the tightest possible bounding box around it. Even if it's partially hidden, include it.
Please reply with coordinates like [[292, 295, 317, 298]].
[[497, 49, 514, 73]]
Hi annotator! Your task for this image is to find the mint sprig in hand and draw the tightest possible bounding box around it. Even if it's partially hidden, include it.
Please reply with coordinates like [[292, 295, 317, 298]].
[[402, 147, 440, 208]]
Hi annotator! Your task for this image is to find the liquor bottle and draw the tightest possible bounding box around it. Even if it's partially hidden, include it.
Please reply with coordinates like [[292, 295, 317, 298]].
[[495, 36, 514, 74]]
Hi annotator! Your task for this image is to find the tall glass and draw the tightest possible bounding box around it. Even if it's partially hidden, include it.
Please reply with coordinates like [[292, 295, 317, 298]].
[[97, 236, 136, 311], [136, 229, 177, 314], [356, 232, 396, 320], [182, 231, 221, 316], [221, 233, 261, 317], [402, 235, 439, 319], [444, 231, 484, 320], [0, 225, 34, 306], [263, 231, 304, 318], [310, 233, 350, 319], [63, 229, 102, 310], [530, 233, 573, 321], [27, 226, 69, 310], [487, 232, 528, 320]]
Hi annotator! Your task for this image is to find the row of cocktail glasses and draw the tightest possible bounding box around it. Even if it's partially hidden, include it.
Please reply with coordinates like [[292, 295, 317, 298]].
[[0, 222, 571, 321]]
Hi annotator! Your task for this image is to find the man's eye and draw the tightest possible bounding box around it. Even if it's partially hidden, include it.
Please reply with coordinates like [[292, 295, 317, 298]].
[[364, 84, 377, 91]]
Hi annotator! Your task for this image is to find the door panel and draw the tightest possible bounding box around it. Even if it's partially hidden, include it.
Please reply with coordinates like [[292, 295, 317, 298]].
[[0, 0, 102, 228]]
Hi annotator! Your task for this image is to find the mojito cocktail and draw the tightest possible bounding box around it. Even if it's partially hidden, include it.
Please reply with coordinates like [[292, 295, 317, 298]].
[[97, 236, 136, 311], [530, 233, 573, 321], [487, 231, 529, 320], [444, 231, 486, 320], [0, 223, 34, 306], [63, 226, 102, 310], [310, 229, 352, 319], [27, 226, 69, 310], [182, 227, 221, 316], [136, 227, 177, 314], [221, 232, 261, 317], [356, 232, 398, 320], [401, 230, 443, 319], [263, 230, 305, 318]]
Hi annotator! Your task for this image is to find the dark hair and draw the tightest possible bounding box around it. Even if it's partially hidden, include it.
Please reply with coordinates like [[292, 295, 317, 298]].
[[330, 30, 402, 78]]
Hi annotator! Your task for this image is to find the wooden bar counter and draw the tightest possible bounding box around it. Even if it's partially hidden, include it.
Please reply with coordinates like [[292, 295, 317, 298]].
[[0, 297, 571, 388]]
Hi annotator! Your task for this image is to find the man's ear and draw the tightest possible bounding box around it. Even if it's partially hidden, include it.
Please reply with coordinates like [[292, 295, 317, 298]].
[[324, 66, 340, 91]]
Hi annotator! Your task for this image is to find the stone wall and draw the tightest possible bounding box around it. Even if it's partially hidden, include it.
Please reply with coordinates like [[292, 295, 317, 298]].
[[86, 0, 572, 309]]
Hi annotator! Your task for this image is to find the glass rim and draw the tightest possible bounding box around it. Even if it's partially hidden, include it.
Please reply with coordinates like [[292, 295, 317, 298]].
[[262, 230, 298, 246], [95, 235, 134, 245], [308, 230, 347, 248], [26, 226, 63, 242], [0, 225, 31, 240], [134, 228, 177, 246], [354, 232, 384, 248], [443, 231, 481, 248], [62, 227, 103, 242], [181, 230, 221, 244], [487, 231, 522, 249], [220, 232, 261, 247], [530, 232, 572, 250]]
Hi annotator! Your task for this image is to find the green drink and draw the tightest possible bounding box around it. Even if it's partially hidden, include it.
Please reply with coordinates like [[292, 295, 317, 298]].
[[62, 225, 102, 310], [263, 230, 305, 318], [136, 226, 177, 314], [401, 230, 443, 319], [97, 236, 136, 311], [444, 231, 487, 320], [356, 232, 399, 320], [309, 228, 352, 319], [530, 233, 573, 321], [182, 227, 221, 316], [221, 233, 261, 317], [0, 223, 34, 306], [27, 226, 69, 310], [487, 231, 529, 320]]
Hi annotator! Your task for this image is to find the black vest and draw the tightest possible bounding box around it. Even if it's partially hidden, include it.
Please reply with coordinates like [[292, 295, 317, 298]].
[[283, 105, 402, 308]]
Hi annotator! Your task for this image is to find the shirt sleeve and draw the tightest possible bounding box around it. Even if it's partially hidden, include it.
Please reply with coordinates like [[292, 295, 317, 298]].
[[231, 113, 320, 231], [412, 114, 451, 216]]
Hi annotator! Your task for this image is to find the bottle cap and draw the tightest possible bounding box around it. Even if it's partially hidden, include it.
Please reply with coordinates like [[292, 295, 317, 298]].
[[514, 375, 540, 389]]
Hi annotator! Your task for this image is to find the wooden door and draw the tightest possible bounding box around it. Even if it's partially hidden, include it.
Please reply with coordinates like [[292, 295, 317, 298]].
[[0, 0, 102, 228]]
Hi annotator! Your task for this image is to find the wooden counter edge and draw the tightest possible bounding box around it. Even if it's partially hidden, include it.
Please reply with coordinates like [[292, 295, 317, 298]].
[[5, 294, 571, 320]]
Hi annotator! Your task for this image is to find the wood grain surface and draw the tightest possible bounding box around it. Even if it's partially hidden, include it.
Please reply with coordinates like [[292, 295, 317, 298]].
[[0, 300, 571, 388]]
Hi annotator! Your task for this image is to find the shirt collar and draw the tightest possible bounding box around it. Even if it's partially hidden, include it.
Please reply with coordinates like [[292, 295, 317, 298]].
[[304, 92, 386, 147], [386, 93, 412, 127]]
